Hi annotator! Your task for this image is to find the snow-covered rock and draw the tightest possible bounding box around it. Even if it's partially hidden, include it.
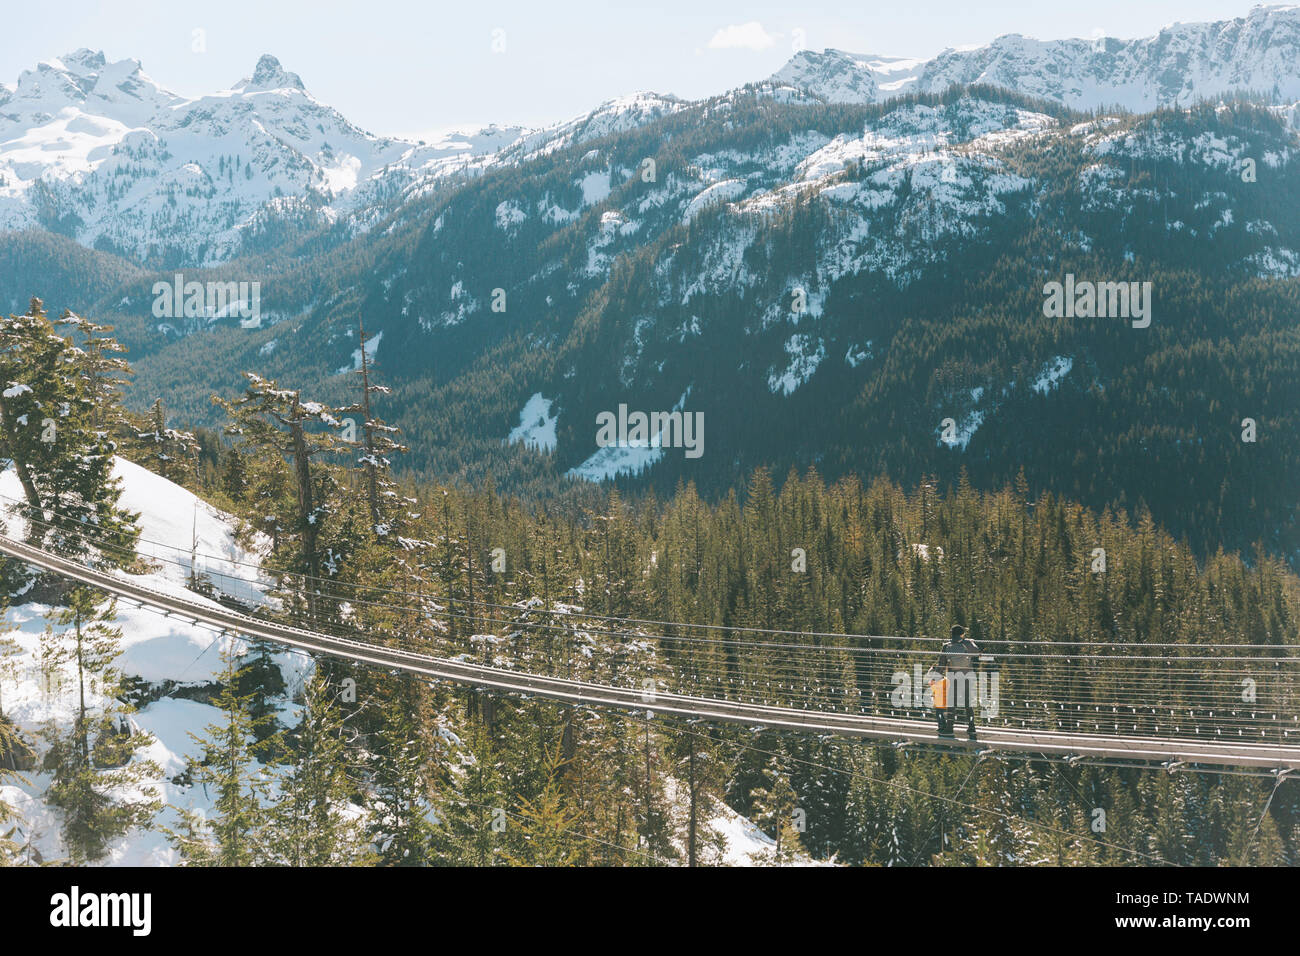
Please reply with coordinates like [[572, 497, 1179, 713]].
[[767, 6, 1300, 111]]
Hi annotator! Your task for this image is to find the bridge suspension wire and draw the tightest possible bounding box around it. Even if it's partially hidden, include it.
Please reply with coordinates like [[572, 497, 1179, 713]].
[[6, 498, 1300, 746], [5, 490, 1298, 654], [33, 533, 1300, 710], [5, 530, 1294, 738], [5, 529, 1297, 776], [61, 527, 1299, 673], [9, 510, 1300, 745], [158, 599, 1295, 741], [13, 501, 1300, 721], [99, 544, 1300, 666], [1248, 774, 1286, 853], [8, 507, 1300, 728]]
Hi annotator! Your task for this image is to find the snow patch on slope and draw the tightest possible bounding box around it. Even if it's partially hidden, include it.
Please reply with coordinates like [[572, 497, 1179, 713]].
[[566, 439, 665, 482], [336, 330, 382, 375], [1032, 355, 1073, 393], [768, 334, 826, 395], [507, 393, 558, 452]]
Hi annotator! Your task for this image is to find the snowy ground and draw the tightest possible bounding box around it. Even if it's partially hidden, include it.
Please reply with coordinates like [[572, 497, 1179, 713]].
[[661, 776, 827, 866], [0, 457, 308, 864]]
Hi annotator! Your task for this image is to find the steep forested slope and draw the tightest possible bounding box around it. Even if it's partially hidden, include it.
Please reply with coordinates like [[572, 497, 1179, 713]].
[[60, 92, 1298, 567]]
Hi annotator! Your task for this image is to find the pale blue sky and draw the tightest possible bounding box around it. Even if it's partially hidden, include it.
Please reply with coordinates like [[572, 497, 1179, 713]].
[[0, 0, 1273, 137]]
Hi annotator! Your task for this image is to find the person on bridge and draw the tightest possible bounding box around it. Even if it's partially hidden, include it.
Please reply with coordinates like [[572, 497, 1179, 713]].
[[933, 624, 980, 741]]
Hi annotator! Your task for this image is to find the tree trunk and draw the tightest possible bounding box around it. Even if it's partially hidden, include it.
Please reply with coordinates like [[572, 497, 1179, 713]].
[[76, 610, 88, 762], [561, 710, 576, 766], [358, 320, 381, 527], [289, 413, 320, 619], [0, 395, 45, 545], [687, 731, 697, 867]]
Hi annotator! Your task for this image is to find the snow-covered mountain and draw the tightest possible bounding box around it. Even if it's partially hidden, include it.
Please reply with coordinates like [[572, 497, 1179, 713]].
[[768, 4, 1300, 110], [0, 49, 688, 268], [1, 9, 1298, 567], [0, 51, 522, 266], [5, 8, 1300, 271]]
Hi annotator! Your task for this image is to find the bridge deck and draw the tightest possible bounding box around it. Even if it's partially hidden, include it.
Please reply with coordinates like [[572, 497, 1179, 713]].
[[3, 533, 1297, 773]]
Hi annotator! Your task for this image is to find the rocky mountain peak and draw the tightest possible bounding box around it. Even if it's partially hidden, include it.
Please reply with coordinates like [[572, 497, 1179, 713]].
[[241, 54, 306, 92]]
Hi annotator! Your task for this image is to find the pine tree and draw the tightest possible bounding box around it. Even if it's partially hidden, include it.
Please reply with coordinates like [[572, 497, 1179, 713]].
[[0, 603, 33, 789], [40, 587, 161, 863], [343, 316, 408, 534], [266, 676, 371, 865], [840, 747, 882, 865], [0, 297, 69, 542], [500, 743, 587, 866], [215, 373, 348, 620], [220, 446, 249, 504], [445, 718, 508, 866], [0, 602, 30, 785], [365, 698, 440, 866], [54, 309, 132, 437], [750, 748, 802, 863], [668, 720, 727, 866], [1222, 779, 1287, 866], [173, 643, 278, 866], [0, 298, 139, 564], [135, 397, 198, 486], [0, 612, 20, 722], [0, 788, 21, 864]]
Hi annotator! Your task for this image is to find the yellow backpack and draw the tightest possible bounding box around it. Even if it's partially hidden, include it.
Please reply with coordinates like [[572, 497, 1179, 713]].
[[930, 676, 949, 709]]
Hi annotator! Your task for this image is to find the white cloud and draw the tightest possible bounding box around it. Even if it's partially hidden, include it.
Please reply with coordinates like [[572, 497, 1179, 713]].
[[707, 21, 777, 52]]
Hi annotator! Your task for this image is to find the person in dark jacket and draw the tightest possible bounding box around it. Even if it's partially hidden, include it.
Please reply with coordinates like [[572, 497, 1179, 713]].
[[934, 624, 980, 740]]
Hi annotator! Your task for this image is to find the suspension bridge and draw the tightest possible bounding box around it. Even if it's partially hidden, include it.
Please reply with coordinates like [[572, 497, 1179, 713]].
[[1, 528, 1297, 778]]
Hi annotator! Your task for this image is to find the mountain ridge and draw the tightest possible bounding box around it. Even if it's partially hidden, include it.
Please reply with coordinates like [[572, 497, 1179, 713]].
[[5, 7, 1300, 270], [768, 4, 1300, 109]]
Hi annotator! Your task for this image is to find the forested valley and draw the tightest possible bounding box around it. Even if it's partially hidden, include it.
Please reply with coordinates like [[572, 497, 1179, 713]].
[[2, 296, 1297, 866]]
